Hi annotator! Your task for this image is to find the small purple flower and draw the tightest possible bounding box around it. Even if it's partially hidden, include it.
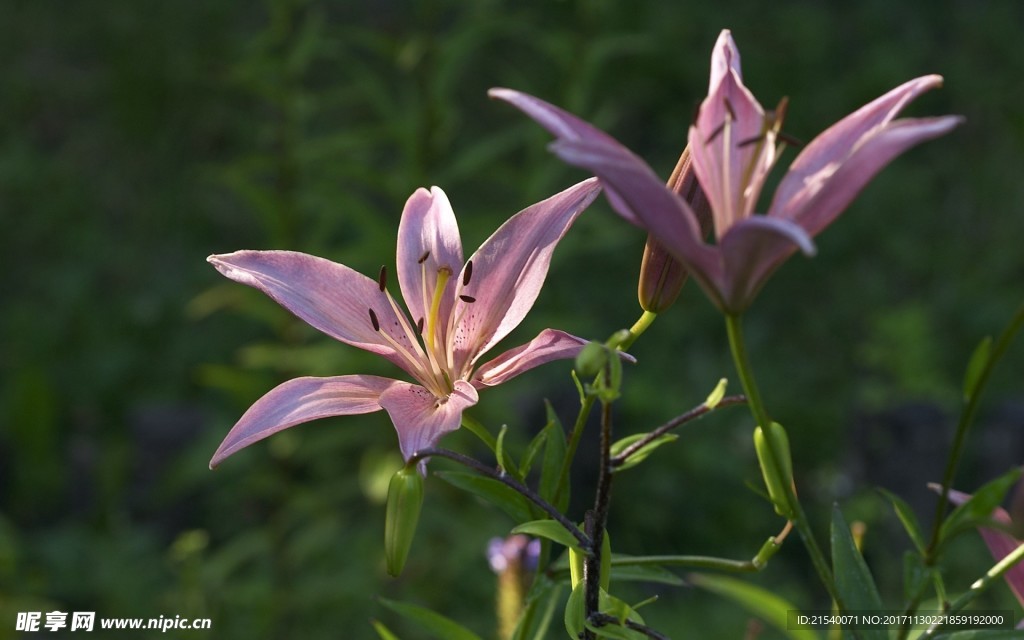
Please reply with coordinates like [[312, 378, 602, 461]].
[[208, 179, 600, 468], [491, 29, 963, 313]]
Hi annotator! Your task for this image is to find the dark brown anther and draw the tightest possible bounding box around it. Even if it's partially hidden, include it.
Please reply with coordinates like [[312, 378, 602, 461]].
[[705, 121, 727, 145], [416, 317, 424, 333], [417, 251, 430, 264], [462, 260, 473, 286], [778, 132, 805, 148], [378, 265, 387, 292], [723, 97, 737, 120], [368, 308, 380, 331], [459, 295, 476, 303], [737, 133, 766, 148]]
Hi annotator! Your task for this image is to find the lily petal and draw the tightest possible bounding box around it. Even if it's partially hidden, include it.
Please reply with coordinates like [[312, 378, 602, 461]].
[[489, 88, 645, 227], [473, 329, 588, 387], [550, 138, 722, 299], [948, 488, 1024, 607], [208, 251, 423, 375], [209, 375, 400, 468], [450, 178, 600, 373], [691, 36, 770, 238], [397, 186, 464, 330], [775, 116, 963, 237], [771, 73, 962, 235], [378, 380, 479, 463], [718, 217, 816, 313]]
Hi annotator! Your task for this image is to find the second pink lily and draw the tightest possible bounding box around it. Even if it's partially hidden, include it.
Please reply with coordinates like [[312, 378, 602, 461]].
[[492, 29, 963, 314]]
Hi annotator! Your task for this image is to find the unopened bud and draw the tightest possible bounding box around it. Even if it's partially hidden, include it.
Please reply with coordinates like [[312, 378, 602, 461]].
[[636, 145, 714, 313], [753, 422, 794, 518], [575, 342, 608, 378], [384, 465, 424, 576]]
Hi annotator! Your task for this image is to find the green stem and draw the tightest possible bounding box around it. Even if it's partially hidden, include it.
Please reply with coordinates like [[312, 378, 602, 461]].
[[618, 310, 657, 351], [925, 303, 1024, 561], [919, 540, 1024, 637], [724, 314, 842, 606]]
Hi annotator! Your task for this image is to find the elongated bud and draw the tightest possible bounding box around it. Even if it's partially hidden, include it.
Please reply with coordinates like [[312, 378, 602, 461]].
[[637, 145, 713, 313], [753, 422, 794, 518], [384, 465, 424, 576], [575, 341, 608, 378], [569, 528, 611, 591]]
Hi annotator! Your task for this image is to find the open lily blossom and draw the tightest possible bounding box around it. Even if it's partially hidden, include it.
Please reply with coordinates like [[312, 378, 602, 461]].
[[490, 29, 963, 313], [208, 178, 601, 468], [948, 487, 1024, 625]]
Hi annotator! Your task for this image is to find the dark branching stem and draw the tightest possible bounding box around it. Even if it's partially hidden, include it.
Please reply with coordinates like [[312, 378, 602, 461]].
[[591, 613, 671, 640], [610, 394, 747, 468], [583, 401, 616, 640], [407, 447, 591, 550]]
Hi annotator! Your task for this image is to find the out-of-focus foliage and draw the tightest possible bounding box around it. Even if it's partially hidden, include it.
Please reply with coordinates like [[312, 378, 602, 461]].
[[2, 0, 1023, 638]]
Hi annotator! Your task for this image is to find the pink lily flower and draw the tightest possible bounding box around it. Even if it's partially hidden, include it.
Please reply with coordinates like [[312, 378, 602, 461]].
[[948, 487, 1024, 624], [208, 178, 601, 468], [490, 29, 963, 313]]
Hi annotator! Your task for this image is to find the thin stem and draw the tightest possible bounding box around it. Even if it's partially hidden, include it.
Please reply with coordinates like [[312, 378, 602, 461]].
[[552, 394, 596, 511], [610, 394, 746, 467], [925, 303, 1024, 560], [618, 309, 658, 351], [583, 400, 616, 640], [407, 447, 590, 549], [590, 613, 670, 640], [724, 313, 842, 606], [919, 539, 1024, 637]]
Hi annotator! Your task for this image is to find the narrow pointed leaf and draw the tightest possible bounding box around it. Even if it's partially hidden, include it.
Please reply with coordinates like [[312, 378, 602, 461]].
[[689, 573, 820, 640], [831, 505, 887, 640], [370, 620, 402, 640], [564, 582, 586, 639], [520, 427, 548, 481], [610, 433, 679, 472], [539, 402, 568, 511], [963, 336, 993, 402], [434, 471, 535, 524], [939, 468, 1022, 544], [378, 598, 483, 640], [879, 488, 927, 553], [512, 519, 584, 551]]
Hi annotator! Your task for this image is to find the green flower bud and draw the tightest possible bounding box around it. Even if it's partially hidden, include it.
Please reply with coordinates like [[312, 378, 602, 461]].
[[753, 422, 794, 518], [575, 342, 608, 378], [384, 465, 424, 576]]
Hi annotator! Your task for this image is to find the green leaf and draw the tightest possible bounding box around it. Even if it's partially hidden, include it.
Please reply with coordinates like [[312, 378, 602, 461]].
[[610, 433, 678, 472], [511, 577, 562, 640], [378, 598, 482, 640], [434, 471, 535, 524], [610, 563, 685, 587], [520, 427, 548, 481], [370, 619, 401, 640], [512, 519, 583, 551], [831, 505, 886, 640], [564, 581, 586, 639], [689, 573, 820, 640], [939, 467, 1022, 545], [879, 488, 928, 553], [902, 551, 930, 604], [539, 403, 567, 511], [963, 335, 993, 401]]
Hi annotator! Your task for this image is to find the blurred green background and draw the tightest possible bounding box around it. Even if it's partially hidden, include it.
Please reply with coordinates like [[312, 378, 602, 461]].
[[3, 0, 1023, 638]]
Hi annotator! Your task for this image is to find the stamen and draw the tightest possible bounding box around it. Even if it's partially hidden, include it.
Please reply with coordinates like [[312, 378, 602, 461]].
[[416, 317, 425, 334], [778, 132, 804, 148], [378, 265, 387, 292], [737, 133, 766, 148], [368, 308, 380, 331], [418, 251, 430, 264], [462, 260, 473, 286], [723, 97, 736, 120], [705, 121, 727, 145], [459, 295, 476, 303]]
